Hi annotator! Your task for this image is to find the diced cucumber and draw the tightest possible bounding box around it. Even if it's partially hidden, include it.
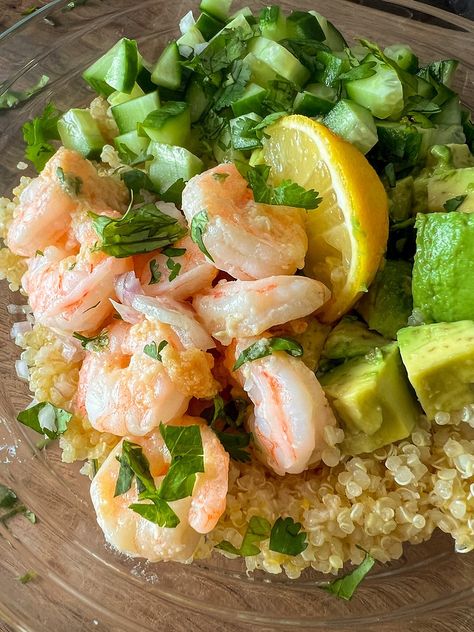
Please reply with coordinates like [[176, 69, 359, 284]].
[[107, 83, 145, 107], [212, 125, 246, 163], [294, 83, 337, 116], [111, 91, 161, 134], [243, 53, 279, 87], [249, 147, 265, 166], [195, 11, 224, 39], [186, 77, 211, 122], [229, 6, 252, 20], [57, 109, 106, 159], [136, 59, 156, 94], [309, 11, 347, 51], [287, 10, 325, 41], [148, 142, 203, 192], [431, 124, 466, 146], [432, 95, 462, 126], [323, 100, 378, 154], [313, 51, 349, 87], [177, 26, 205, 58], [231, 83, 267, 116], [200, 0, 232, 22], [83, 38, 139, 96], [375, 120, 423, 165], [346, 62, 404, 119], [151, 42, 182, 91], [114, 130, 150, 161], [230, 112, 262, 151], [258, 6, 288, 41], [221, 12, 254, 38], [248, 37, 310, 88], [138, 101, 191, 147], [384, 44, 418, 73]]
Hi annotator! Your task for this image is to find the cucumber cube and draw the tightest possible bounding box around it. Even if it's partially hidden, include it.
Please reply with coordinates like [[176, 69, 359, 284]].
[[287, 10, 325, 41], [346, 62, 404, 120], [186, 78, 211, 122], [151, 42, 182, 91], [111, 91, 161, 134], [248, 37, 310, 88], [195, 11, 225, 40], [199, 0, 233, 22], [258, 6, 288, 42], [57, 109, 106, 159], [148, 142, 203, 192], [294, 84, 337, 116], [82, 38, 139, 96], [114, 130, 150, 161], [231, 83, 267, 116], [323, 99, 378, 154], [139, 101, 190, 147], [107, 83, 145, 107]]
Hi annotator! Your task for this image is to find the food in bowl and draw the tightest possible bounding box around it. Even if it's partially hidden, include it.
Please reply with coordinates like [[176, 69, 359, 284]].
[[1, 0, 473, 598]]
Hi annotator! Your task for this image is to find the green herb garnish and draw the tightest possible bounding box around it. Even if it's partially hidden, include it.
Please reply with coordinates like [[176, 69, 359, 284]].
[[56, 166, 82, 196], [0, 74, 49, 110], [148, 258, 161, 284], [269, 517, 308, 556], [121, 168, 157, 194], [233, 337, 303, 371], [0, 485, 17, 509], [22, 102, 62, 171], [216, 516, 271, 556], [143, 340, 168, 361], [320, 551, 375, 600], [190, 210, 214, 262], [204, 395, 251, 462], [17, 402, 72, 440], [138, 102, 188, 135], [72, 330, 109, 352], [443, 195, 467, 212], [185, 25, 253, 75], [18, 570, 37, 584]]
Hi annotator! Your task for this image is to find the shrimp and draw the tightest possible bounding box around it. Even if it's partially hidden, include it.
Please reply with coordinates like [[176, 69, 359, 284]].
[[21, 243, 132, 335], [135, 236, 218, 300], [7, 147, 128, 257], [193, 275, 330, 345], [90, 417, 229, 561], [181, 163, 308, 280], [233, 339, 337, 476]]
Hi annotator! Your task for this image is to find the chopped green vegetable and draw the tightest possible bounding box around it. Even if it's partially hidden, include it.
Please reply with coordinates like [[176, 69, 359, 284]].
[[72, 330, 109, 352], [320, 551, 375, 600], [0, 485, 17, 509], [21, 6, 40, 15], [24, 510, 37, 524], [121, 169, 157, 195], [22, 102, 61, 171], [143, 340, 168, 361], [0, 74, 49, 110], [190, 210, 214, 261], [443, 194, 467, 211], [233, 336, 303, 371], [203, 395, 251, 462], [185, 25, 254, 75], [166, 257, 181, 281], [269, 516, 308, 556], [157, 423, 204, 501], [56, 167, 82, 196], [17, 402, 72, 440], [216, 515, 272, 556], [18, 570, 37, 584], [148, 259, 161, 284]]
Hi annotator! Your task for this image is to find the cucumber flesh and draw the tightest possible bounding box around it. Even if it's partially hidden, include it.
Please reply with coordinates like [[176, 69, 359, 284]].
[[346, 62, 404, 120], [243, 53, 279, 87], [195, 11, 224, 40], [212, 125, 246, 163], [294, 85, 337, 116], [248, 37, 310, 88], [200, 0, 233, 22], [114, 130, 150, 161], [139, 102, 191, 147], [313, 51, 349, 87], [111, 91, 161, 134], [186, 77, 211, 122], [148, 142, 203, 192], [176, 26, 205, 58], [107, 83, 144, 107], [432, 96, 462, 126], [57, 109, 106, 159], [287, 10, 325, 41], [384, 44, 419, 73], [231, 83, 267, 117], [82, 38, 139, 96], [151, 42, 182, 91], [309, 11, 347, 51], [323, 99, 378, 154], [258, 6, 288, 42]]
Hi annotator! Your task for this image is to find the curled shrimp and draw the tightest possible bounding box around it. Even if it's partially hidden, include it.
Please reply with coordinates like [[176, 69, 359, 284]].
[[90, 416, 229, 562], [7, 147, 128, 257], [193, 275, 330, 345], [181, 163, 308, 280], [134, 236, 218, 300], [233, 338, 337, 476]]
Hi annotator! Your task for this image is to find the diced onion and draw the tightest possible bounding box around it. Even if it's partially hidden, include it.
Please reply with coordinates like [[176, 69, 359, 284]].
[[15, 359, 29, 381], [114, 272, 144, 306]]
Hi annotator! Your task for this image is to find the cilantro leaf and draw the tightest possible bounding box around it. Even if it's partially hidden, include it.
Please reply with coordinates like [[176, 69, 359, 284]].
[[157, 424, 204, 501], [90, 203, 186, 258], [166, 257, 181, 281], [148, 258, 161, 284], [143, 339, 168, 361], [216, 515, 272, 557], [0, 74, 49, 110], [233, 336, 304, 371], [160, 178, 186, 206], [190, 210, 214, 261], [129, 498, 179, 528], [72, 330, 109, 352], [121, 169, 157, 195], [263, 79, 297, 113], [216, 431, 251, 462], [22, 102, 62, 171], [320, 551, 375, 600], [269, 517, 308, 556], [138, 102, 188, 135], [203, 396, 251, 461], [0, 485, 17, 509], [280, 39, 329, 75], [185, 26, 253, 75], [17, 402, 72, 440], [338, 61, 377, 82], [443, 195, 467, 212], [56, 166, 82, 196], [212, 60, 251, 111]]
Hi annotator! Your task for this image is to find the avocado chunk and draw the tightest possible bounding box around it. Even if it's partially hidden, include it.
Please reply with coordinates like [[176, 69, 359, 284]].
[[320, 344, 419, 455], [320, 316, 389, 369], [357, 260, 413, 339], [398, 321, 474, 419], [292, 318, 332, 372], [388, 176, 414, 222], [413, 166, 474, 213], [426, 144, 474, 169], [413, 212, 474, 322]]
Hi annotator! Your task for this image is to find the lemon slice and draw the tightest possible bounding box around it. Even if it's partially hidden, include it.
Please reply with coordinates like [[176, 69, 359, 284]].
[[263, 115, 389, 322]]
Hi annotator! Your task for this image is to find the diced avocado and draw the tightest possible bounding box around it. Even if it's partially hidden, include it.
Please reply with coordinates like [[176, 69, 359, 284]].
[[320, 316, 389, 367], [357, 260, 413, 339], [148, 142, 203, 193], [292, 319, 332, 372], [398, 321, 474, 419], [320, 344, 419, 455], [413, 212, 474, 322], [427, 168, 474, 212], [57, 109, 105, 159], [323, 99, 378, 154], [426, 144, 474, 169], [388, 176, 414, 222]]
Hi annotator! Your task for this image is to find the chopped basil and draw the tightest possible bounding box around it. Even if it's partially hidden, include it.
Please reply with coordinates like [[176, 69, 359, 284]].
[[148, 258, 161, 284], [18, 570, 37, 584], [216, 515, 271, 557], [320, 551, 375, 600], [0, 74, 49, 110], [17, 402, 72, 440], [443, 195, 467, 212], [190, 210, 214, 262], [72, 330, 109, 352], [56, 166, 82, 196], [0, 484, 17, 509], [22, 102, 62, 172], [269, 517, 308, 556], [143, 340, 168, 361], [90, 203, 186, 258], [233, 336, 303, 371]]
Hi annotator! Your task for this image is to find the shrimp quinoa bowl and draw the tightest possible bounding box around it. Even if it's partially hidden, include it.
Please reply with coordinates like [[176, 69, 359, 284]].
[[1, 0, 474, 601]]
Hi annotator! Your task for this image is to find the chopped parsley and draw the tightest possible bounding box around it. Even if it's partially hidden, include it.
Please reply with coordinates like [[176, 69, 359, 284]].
[[56, 167, 82, 196], [0, 485, 37, 525], [143, 340, 168, 361], [148, 258, 161, 284], [0, 74, 49, 110], [0, 485, 17, 509], [190, 210, 214, 262], [320, 551, 375, 600], [233, 336, 303, 371], [216, 516, 271, 556], [18, 570, 38, 584], [443, 195, 467, 212], [17, 402, 72, 440], [73, 330, 109, 352], [22, 102, 62, 172], [203, 395, 251, 462]]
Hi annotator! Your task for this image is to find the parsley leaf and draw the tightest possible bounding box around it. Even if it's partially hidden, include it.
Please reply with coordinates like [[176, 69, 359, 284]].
[[185, 26, 253, 75], [338, 61, 377, 82], [212, 60, 251, 111], [138, 101, 188, 135], [72, 330, 109, 352], [22, 102, 62, 171], [233, 336, 303, 371], [157, 424, 204, 501], [203, 395, 251, 462], [148, 258, 161, 284], [269, 517, 308, 556], [280, 39, 329, 75], [143, 340, 168, 361], [190, 210, 214, 261], [17, 402, 72, 440], [90, 203, 186, 258], [56, 166, 82, 196], [18, 570, 38, 584], [360, 38, 418, 98], [121, 169, 157, 195], [128, 499, 179, 527], [0, 74, 49, 110], [217, 432, 251, 463], [166, 257, 181, 281], [114, 440, 155, 497], [443, 195, 467, 212], [216, 516, 272, 556], [0, 485, 17, 509], [263, 79, 297, 113], [320, 551, 375, 600]]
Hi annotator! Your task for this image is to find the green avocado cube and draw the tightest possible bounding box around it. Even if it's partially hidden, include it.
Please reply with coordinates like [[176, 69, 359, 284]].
[[398, 321, 474, 419], [320, 344, 419, 455], [320, 316, 389, 366]]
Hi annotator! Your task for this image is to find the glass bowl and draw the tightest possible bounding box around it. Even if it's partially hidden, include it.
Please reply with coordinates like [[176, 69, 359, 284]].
[[0, 1, 473, 630]]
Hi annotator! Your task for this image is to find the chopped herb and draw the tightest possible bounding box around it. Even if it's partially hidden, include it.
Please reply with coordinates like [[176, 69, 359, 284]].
[[212, 60, 251, 111], [233, 336, 303, 371], [269, 517, 308, 556], [338, 61, 377, 82], [143, 340, 168, 361], [56, 166, 82, 196], [162, 247, 186, 257], [22, 102, 62, 172], [0, 74, 49, 110], [203, 395, 251, 462], [18, 570, 37, 584], [263, 79, 297, 113], [90, 203, 186, 258], [160, 178, 186, 206], [17, 402, 72, 440], [217, 432, 251, 463], [185, 26, 253, 75], [190, 210, 214, 262], [115, 143, 153, 167], [0, 485, 17, 509], [121, 169, 157, 195], [384, 163, 396, 188], [166, 257, 181, 281], [24, 510, 37, 524], [280, 39, 328, 75], [72, 330, 109, 352], [216, 515, 272, 556], [443, 195, 467, 212], [128, 499, 179, 527], [148, 259, 161, 284], [138, 102, 188, 135], [320, 551, 375, 600], [35, 250, 44, 257], [212, 173, 229, 182]]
